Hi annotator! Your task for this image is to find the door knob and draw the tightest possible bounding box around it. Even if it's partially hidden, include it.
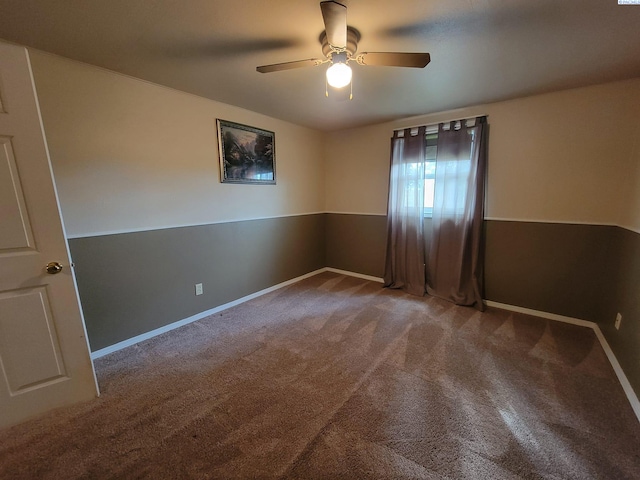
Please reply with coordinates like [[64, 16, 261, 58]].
[[45, 262, 63, 274]]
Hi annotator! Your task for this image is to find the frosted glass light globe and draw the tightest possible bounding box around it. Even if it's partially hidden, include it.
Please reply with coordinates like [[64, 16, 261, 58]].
[[326, 62, 352, 88]]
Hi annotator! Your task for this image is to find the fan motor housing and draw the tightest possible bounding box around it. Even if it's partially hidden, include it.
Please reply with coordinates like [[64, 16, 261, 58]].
[[320, 27, 360, 58]]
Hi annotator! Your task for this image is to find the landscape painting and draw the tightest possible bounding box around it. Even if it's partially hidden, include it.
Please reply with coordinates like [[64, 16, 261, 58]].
[[217, 119, 275, 184]]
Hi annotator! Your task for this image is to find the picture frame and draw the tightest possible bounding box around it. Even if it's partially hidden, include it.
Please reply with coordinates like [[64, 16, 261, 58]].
[[216, 119, 276, 184]]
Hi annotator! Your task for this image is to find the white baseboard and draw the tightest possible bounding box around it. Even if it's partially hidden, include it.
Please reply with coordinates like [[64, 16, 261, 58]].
[[484, 300, 640, 423], [592, 325, 640, 422], [324, 267, 384, 284], [483, 300, 596, 329], [91, 267, 382, 359], [91, 268, 328, 359], [90, 266, 640, 424]]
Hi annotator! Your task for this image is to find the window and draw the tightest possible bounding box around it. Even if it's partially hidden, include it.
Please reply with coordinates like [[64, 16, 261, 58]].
[[394, 131, 437, 215], [424, 133, 437, 217], [423, 127, 477, 217], [396, 125, 476, 217]]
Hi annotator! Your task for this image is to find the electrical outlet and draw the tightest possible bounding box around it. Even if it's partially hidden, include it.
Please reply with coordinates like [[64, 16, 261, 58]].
[[615, 312, 622, 330], [195, 283, 203, 296]]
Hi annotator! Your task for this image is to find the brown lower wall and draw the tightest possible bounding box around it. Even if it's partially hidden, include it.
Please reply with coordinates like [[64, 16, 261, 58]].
[[71, 212, 639, 397], [325, 214, 388, 278], [483, 221, 616, 323], [603, 227, 640, 398], [324, 213, 639, 397], [69, 214, 326, 351]]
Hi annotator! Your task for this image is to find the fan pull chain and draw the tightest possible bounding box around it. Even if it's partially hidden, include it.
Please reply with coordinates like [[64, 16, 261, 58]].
[[325, 77, 353, 100]]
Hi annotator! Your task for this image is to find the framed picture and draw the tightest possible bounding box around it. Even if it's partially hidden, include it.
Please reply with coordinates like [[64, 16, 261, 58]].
[[217, 119, 276, 184]]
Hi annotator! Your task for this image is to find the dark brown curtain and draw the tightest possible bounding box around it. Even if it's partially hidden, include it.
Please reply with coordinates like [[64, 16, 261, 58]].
[[426, 117, 487, 310], [383, 127, 427, 296]]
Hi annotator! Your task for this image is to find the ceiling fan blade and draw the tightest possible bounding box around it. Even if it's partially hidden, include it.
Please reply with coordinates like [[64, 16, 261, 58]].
[[257, 58, 323, 73], [357, 52, 431, 68], [320, 1, 347, 48]]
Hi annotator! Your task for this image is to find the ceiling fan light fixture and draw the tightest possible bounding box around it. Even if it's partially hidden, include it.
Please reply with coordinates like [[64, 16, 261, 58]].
[[255, 2, 431, 99], [326, 62, 352, 88], [326, 52, 351, 88]]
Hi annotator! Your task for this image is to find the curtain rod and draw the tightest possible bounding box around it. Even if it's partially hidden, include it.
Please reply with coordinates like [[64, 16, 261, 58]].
[[393, 113, 488, 133]]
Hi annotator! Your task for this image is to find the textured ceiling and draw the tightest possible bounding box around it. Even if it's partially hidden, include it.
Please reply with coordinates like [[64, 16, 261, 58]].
[[1, 0, 640, 131]]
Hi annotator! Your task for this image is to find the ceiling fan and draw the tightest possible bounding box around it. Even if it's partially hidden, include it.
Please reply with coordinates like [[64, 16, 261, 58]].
[[256, 1, 431, 99]]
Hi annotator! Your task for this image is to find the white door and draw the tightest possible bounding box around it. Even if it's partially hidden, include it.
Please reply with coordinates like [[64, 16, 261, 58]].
[[0, 42, 98, 429]]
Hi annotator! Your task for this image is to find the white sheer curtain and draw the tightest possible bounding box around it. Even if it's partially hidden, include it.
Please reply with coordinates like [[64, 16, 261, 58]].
[[383, 126, 427, 296]]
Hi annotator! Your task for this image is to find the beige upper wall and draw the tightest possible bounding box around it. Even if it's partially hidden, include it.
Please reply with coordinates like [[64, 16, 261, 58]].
[[325, 78, 640, 227], [28, 50, 640, 234], [29, 51, 325, 238], [618, 125, 640, 233], [324, 123, 392, 215]]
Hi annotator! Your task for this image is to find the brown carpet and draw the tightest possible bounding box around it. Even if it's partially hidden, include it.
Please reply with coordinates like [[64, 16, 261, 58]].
[[1, 272, 639, 479]]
